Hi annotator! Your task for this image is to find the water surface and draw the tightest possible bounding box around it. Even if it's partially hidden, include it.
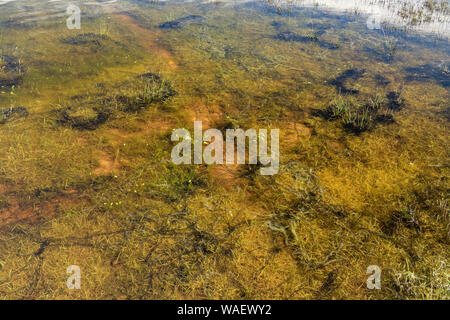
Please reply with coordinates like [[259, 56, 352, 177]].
[[0, 0, 448, 300]]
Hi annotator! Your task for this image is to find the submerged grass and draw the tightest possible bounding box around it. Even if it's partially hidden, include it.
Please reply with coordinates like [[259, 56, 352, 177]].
[[0, 0, 448, 300], [317, 92, 401, 133]]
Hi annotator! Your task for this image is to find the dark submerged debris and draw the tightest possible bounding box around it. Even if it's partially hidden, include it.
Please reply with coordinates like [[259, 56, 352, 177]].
[[58, 105, 110, 130], [440, 106, 450, 121], [138, 72, 162, 81], [329, 69, 365, 94], [0, 18, 37, 30], [405, 64, 450, 88], [34, 240, 50, 257], [0, 55, 24, 74], [270, 21, 287, 29], [60, 33, 112, 46], [318, 271, 339, 295], [0, 194, 8, 209], [386, 91, 406, 111], [0, 106, 29, 124], [159, 15, 205, 29], [192, 229, 219, 255], [0, 55, 25, 89], [275, 31, 339, 50], [374, 74, 391, 86], [306, 22, 330, 35], [276, 31, 319, 42], [381, 209, 421, 236]]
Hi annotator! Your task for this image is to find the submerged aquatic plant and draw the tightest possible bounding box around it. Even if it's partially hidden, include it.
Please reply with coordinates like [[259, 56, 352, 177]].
[[141, 78, 176, 104], [319, 91, 403, 133], [0, 0, 448, 301], [103, 74, 177, 113], [120, 76, 176, 112], [58, 104, 110, 130], [386, 91, 406, 111], [328, 97, 353, 119], [382, 38, 399, 62], [392, 258, 449, 299], [60, 33, 111, 46], [159, 15, 205, 29], [0, 106, 28, 124], [367, 93, 388, 111], [0, 54, 25, 89], [342, 106, 374, 133]]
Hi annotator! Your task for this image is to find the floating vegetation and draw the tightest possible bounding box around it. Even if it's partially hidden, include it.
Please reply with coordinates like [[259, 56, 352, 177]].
[[0, 106, 28, 124], [0, 54, 25, 89], [328, 69, 365, 95], [159, 15, 205, 29]]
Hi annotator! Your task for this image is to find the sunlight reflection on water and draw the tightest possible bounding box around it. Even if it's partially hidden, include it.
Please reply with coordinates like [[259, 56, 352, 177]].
[[0, 0, 449, 39]]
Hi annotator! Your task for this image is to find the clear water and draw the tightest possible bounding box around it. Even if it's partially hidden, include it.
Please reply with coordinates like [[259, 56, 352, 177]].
[[0, 0, 448, 299]]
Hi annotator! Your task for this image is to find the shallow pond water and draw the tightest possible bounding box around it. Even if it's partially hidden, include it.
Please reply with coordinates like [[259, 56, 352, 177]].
[[0, 0, 448, 300]]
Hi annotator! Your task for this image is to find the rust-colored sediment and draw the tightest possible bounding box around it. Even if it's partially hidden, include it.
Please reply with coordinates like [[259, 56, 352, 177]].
[[112, 13, 178, 71], [0, 184, 79, 227], [93, 150, 120, 176]]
